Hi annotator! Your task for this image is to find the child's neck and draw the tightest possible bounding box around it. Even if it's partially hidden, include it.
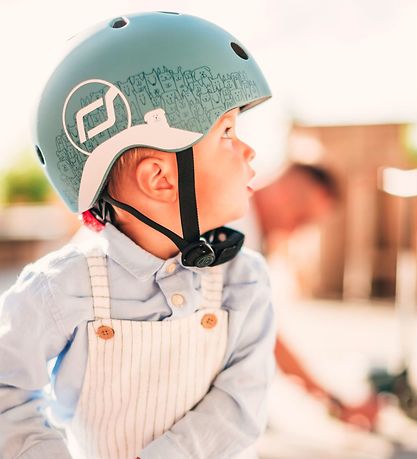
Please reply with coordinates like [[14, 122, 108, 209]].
[[116, 218, 181, 260]]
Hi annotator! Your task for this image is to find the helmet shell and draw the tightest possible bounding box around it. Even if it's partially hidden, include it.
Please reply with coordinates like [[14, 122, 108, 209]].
[[33, 12, 271, 212]]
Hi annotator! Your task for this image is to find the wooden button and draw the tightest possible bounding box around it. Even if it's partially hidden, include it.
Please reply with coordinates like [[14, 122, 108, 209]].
[[201, 313, 217, 329], [96, 325, 115, 340]]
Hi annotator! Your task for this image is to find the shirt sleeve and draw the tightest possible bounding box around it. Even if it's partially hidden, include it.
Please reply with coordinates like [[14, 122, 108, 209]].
[[0, 268, 72, 459], [141, 252, 275, 459]]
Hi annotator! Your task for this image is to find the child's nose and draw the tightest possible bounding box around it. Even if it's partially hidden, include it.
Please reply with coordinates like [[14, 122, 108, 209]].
[[243, 142, 256, 162]]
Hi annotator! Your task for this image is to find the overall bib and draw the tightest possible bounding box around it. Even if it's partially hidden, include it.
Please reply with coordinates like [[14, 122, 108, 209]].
[[67, 248, 232, 459]]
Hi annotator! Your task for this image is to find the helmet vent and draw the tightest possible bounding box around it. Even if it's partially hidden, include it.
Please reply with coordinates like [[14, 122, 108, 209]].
[[110, 17, 129, 29], [35, 146, 45, 166], [158, 11, 180, 15], [231, 42, 248, 60]]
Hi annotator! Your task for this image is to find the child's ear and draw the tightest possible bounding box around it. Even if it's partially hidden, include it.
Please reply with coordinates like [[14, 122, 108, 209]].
[[135, 155, 178, 202]]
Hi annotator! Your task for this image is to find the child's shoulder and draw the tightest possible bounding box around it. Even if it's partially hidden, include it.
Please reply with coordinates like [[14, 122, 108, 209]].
[[15, 242, 89, 288], [222, 247, 269, 286]]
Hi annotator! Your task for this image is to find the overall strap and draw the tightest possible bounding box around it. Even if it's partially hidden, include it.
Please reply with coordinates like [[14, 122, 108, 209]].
[[200, 265, 223, 310], [84, 246, 111, 320]]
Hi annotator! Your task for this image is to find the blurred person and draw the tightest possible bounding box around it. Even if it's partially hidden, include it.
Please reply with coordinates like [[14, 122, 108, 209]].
[[256, 163, 335, 241], [234, 163, 380, 430]]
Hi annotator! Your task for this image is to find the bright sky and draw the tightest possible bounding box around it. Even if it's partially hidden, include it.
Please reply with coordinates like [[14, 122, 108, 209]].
[[2, 0, 417, 179]]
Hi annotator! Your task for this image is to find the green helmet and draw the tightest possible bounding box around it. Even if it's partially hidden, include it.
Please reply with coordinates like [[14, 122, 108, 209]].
[[33, 12, 271, 214]]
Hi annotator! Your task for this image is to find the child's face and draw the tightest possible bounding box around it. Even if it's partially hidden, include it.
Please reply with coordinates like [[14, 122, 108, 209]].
[[193, 108, 255, 231]]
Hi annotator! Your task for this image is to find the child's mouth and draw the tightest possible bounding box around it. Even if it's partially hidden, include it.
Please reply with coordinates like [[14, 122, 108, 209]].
[[247, 171, 256, 195]]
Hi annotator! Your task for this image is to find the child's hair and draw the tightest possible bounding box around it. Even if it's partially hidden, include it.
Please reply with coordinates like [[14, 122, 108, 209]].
[[82, 147, 157, 230]]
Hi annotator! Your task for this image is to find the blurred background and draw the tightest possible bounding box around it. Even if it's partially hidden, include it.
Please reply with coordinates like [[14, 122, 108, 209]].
[[2, 0, 417, 457]]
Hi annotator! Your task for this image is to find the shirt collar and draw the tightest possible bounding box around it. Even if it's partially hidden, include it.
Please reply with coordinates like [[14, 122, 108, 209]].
[[99, 223, 204, 280]]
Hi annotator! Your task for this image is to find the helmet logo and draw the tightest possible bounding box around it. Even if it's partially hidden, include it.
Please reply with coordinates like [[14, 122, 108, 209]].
[[76, 86, 118, 143], [62, 79, 132, 155]]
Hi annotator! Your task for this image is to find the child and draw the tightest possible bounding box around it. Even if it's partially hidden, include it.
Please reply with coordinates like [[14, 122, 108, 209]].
[[0, 12, 274, 459]]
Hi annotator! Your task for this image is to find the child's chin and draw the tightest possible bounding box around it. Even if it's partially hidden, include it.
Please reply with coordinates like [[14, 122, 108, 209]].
[[229, 203, 249, 222], [206, 203, 249, 231]]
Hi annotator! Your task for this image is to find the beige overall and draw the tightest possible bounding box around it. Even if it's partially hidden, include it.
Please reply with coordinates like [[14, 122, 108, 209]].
[[66, 248, 234, 459]]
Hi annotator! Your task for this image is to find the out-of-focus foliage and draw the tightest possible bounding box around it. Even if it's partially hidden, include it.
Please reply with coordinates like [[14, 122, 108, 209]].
[[0, 149, 51, 204], [401, 124, 417, 164]]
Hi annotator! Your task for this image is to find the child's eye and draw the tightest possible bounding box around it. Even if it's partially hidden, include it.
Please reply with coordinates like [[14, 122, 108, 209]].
[[222, 127, 233, 139]]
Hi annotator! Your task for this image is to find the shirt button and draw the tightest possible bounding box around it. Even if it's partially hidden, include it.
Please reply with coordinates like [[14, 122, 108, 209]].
[[171, 293, 185, 307], [166, 262, 177, 274], [201, 313, 217, 329], [96, 325, 115, 340]]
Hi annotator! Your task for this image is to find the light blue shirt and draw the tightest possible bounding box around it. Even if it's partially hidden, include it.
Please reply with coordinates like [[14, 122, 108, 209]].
[[0, 224, 275, 459]]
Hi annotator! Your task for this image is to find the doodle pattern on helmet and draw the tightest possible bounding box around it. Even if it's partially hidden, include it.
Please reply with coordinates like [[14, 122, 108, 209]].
[[57, 65, 260, 208]]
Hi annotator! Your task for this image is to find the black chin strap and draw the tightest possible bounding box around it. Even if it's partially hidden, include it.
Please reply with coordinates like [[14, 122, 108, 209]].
[[176, 148, 200, 242], [101, 147, 245, 268], [101, 191, 187, 250]]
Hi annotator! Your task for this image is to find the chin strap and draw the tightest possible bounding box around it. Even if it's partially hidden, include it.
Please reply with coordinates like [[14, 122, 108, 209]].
[[176, 147, 201, 242], [100, 147, 245, 268]]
